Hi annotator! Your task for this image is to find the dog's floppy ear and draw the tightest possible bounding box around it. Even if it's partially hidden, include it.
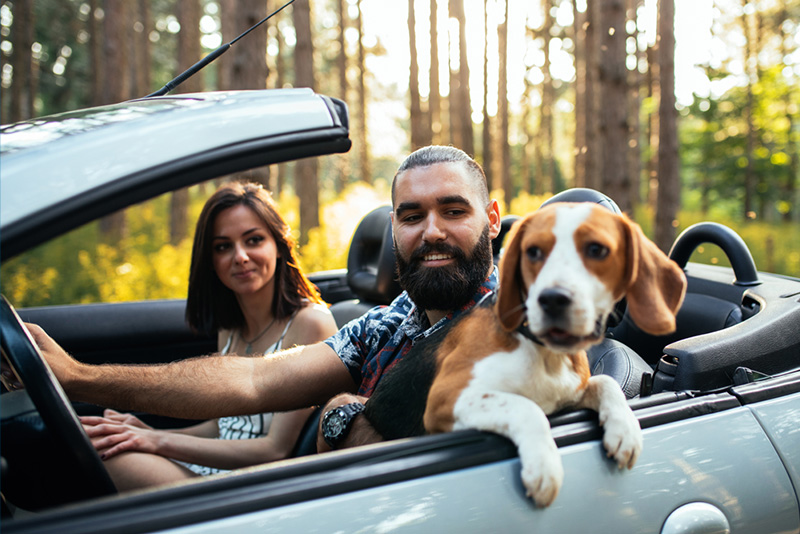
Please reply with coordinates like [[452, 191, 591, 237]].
[[622, 216, 687, 335], [496, 217, 528, 331]]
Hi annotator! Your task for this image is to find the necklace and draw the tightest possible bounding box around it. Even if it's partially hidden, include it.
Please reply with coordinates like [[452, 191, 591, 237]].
[[240, 317, 277, 355]]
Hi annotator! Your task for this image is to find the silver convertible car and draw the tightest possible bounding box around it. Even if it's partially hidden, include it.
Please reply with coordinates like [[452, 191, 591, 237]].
[[1, 89, 799, 534]]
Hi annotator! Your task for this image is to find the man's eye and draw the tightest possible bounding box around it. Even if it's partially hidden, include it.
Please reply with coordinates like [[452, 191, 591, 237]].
[[526, 246, 543, 262], [585, 242, 609, 259]]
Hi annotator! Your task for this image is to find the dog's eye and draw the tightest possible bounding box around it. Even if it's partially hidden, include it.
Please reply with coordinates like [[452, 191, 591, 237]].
[[585, 242, 609, 260], [526, 246, 544, 262]]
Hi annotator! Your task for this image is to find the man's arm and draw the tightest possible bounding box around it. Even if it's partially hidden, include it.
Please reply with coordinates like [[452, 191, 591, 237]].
[[26, 323, 356, 419], [316, 393, 384, 453]]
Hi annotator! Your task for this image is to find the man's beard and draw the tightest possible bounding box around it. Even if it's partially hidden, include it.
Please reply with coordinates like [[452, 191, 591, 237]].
[[395, 225, 493, 312]]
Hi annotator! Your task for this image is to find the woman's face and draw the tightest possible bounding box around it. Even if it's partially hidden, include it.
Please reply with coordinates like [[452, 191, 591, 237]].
[[211, 204, 279, 298]]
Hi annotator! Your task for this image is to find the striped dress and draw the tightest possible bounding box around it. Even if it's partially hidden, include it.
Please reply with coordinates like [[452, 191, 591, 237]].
[[181, 316, 295, 476]]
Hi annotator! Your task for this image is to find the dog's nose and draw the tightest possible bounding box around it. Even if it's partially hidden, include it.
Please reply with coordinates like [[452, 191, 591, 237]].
[[538, 288, 572, 316]]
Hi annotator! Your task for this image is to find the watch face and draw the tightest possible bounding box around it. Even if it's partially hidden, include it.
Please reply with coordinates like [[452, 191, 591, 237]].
[[322, 403, 364, 447], [325, 411, 346, 436]]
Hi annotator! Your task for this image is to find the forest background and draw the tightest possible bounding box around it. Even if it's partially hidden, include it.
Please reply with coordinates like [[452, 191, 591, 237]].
[[1, 0, 798, 308]]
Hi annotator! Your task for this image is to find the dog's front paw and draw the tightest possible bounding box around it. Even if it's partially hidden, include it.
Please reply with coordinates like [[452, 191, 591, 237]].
[[602, 410, 643, 469], [519, 449, 564, 507]]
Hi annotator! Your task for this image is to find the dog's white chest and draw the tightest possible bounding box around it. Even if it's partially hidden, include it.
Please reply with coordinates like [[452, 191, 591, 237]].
[[465, 339, 586, 414]]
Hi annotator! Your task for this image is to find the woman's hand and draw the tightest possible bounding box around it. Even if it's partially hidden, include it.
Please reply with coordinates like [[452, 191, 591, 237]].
[[80, 410, 164, 460], [96, 408, 153, 430]]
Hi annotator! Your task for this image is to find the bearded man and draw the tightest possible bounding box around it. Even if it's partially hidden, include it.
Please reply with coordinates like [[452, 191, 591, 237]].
[[316, 145, 500, 450]]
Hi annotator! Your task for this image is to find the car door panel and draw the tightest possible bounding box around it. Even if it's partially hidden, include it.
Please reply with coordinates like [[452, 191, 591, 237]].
[[17, 300, 215, 367], [149, 407, 798, 534], [747, 392, 800, 510]]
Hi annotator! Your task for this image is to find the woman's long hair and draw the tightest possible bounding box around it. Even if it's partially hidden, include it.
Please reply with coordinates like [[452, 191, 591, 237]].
[[185, 182, 323, 335]]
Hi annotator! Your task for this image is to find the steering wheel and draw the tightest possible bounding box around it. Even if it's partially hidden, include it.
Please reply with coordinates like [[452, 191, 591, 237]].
[[0, 295, 116, 505]]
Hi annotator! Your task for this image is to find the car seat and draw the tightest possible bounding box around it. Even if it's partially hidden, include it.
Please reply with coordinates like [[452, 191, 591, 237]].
[[329, 205, 402, 328]]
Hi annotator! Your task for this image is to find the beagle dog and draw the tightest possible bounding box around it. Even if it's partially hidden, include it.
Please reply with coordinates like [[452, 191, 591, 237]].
[[422, 202, 687, 507]]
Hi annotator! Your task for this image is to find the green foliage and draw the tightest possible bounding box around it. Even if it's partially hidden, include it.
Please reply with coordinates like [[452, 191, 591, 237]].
[[634, 204, 799, 278], [680, 63, 799, 222], [1, 181, 391, 308]]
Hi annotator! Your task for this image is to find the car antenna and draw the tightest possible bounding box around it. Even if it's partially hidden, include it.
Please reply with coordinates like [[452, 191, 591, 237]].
[[145, 0, 298, 98]]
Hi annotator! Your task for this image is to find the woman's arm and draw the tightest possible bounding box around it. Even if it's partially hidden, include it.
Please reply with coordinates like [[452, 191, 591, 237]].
[[85, 407, 314, 468]]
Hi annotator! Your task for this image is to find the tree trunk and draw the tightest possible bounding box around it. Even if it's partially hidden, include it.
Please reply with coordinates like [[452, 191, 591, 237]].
[[177, 0, 203, 94], [627, 0, 643, 210], [583, 0, 601, 191], [521, 66, 534, 194], [132, 0, 152, 97], [447, 0, 460, 149], [654, 0, 679, 253], [646, 42, 659, 207], [598, 0, 629, 212], [409, 0, 426, 150], [9, 0, 35, 122], [540, 0, 554, 192], [88, 0, 103, 107], [274, 6, 287, 194], [233, 0, 269, 90], [218, 0, 236, 91], [481, 0, 493, 189], [454, 0, 473, 156], [293, 0, 319, 244], [429, 0, 442, 145], [170, 0, 203, 246], [741, 0, 756, 221], [573, 1, 586, 188], [335, 0, 349, 193], [780, 0, 797, 222], [498, 0, 511, 209], [356, 0, 371, 184], [100, 0, 130, 241]]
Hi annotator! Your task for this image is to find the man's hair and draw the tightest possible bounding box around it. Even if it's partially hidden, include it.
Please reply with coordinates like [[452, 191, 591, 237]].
[[391, 145, 489, 206]]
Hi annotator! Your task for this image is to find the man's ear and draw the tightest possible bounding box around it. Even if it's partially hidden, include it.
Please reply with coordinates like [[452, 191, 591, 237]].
[[487, 199, 501, 240]]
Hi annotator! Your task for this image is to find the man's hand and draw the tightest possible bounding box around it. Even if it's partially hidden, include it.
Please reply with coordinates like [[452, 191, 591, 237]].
[[24, 323, 84, 390], [317, 393, 383, 453]]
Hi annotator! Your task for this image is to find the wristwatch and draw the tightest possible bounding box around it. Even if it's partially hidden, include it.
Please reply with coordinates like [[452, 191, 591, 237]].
[[321, 402, 365, 449]]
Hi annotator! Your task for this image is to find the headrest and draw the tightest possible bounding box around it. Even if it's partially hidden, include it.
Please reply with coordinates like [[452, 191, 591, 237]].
[[540, 188, 622, 214], [346, 205, 402, 305]]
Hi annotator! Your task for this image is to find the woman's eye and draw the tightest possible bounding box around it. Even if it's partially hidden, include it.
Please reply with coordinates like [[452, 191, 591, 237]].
[[247, 235, 264, 246], [213, 243, 230, 253]]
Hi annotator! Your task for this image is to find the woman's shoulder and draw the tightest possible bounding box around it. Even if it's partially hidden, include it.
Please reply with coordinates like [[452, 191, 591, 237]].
[[284, 302, 338, 346]]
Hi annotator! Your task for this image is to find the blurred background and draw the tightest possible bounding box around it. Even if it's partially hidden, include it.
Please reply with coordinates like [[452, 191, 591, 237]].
[[1, 0, 798, 307]]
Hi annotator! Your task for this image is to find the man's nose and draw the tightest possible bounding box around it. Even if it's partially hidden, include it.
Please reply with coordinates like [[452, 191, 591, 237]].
[[422, 214, 447, 242]]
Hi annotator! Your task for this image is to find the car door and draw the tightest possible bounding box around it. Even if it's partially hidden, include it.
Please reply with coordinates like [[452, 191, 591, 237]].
[[9, 373, 798, 534], [141, 386, 800, 534]]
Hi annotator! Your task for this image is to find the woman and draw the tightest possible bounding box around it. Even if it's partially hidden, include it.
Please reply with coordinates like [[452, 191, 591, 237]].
[[81, 182, 338, 491]]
